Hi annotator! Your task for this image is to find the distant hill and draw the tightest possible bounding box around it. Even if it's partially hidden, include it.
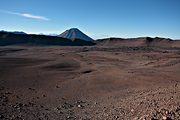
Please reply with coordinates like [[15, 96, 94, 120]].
[[11, 31, 27, 35], [0, 31, 95, 46], [95, 37, 180, 48], [0, 30, 27, 35], [58, 28, 93, 41]]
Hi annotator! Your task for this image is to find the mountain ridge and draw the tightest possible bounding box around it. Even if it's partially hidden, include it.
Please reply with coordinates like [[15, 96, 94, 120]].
[[0, 31, 95, 46], [95, 37, 180, 48], [0, 30, 180, 47]]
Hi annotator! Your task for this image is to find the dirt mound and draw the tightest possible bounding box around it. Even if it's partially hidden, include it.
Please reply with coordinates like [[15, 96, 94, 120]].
[[0, 48, 25, 56], [43, 59, 80, 71]]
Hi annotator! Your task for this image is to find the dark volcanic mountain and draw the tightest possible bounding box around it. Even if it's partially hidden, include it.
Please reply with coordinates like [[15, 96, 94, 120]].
[[58, 28, 93, 41], [11, 31, 27, 35], [0, 30, 27, 35], [0, 31, 95, 46]]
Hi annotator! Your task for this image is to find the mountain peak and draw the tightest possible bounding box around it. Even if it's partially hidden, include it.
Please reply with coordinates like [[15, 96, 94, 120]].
[[70, 28, 79, 30], [58, 28, 93, 41], [67, 28, 81, 33]]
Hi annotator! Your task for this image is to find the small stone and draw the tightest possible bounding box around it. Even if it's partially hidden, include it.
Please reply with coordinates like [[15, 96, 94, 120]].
[[42, 94, 46, 97], [133, 117, 139, 120], [165, 111, 168, 114], [54, 107, 61, 111], [58, 111, 63, 114], [5, 91, 11, 94], [165, 117, 172, 120], [104, 113, 108, 117], [115, 115, 119, 119], [131, 109, 134, 112], [0, 87, 4, 90], [0, 115, 5, 118], [78, 104, 82, 108], [151, 118, 158, 120], [40, 105, 44, 108], [19, 103, 23, 106], [28, 88, 35, 91], [162, 116, 167, 120]]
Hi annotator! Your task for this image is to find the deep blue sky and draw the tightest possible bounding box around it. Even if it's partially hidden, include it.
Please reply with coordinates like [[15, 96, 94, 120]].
[[0, 0, 180, 39]]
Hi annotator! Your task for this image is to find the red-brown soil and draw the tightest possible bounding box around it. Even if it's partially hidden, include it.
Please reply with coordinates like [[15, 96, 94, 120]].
[[0, 46, 180, 120]]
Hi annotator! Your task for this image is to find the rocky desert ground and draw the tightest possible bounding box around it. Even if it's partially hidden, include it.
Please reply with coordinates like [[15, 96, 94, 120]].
[[0, 45, 180, 120]]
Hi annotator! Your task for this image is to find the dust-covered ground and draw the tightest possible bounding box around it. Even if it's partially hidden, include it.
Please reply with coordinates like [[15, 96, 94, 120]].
[[0, 46, 180, 120]]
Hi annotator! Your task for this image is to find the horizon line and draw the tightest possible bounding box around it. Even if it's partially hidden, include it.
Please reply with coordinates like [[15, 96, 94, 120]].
[[0, 29, 179, 40]]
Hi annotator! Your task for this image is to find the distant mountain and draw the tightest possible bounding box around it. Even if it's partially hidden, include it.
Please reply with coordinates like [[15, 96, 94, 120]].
[[12, 31, 27, 35], [0, 31, 95, 46], [47, 34, 59, 36], [0, 30, 27, 35], [58, 28, 93, 41], [38, 33, 58, 36]]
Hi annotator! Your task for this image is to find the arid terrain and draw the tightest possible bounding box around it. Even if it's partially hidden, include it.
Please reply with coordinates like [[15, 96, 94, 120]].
[[0, 45, 180, 120]]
